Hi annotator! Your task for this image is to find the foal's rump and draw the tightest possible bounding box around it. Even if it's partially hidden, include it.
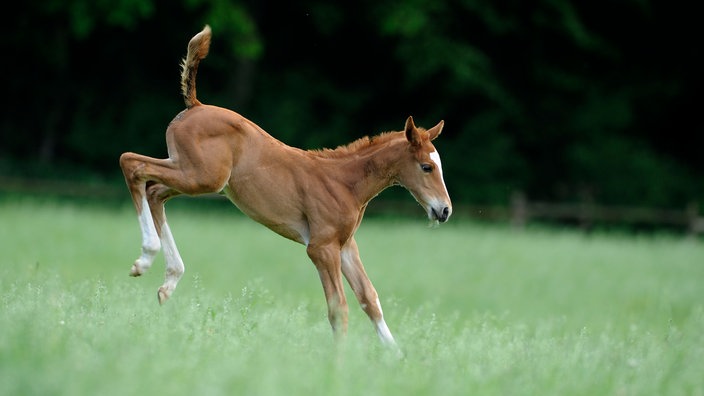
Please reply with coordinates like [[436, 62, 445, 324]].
[[163, 105, 252, 195]]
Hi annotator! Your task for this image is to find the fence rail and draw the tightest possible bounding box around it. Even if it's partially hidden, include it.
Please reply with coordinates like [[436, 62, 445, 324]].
[[1, 177, 702, 236], [368, 191, 703, 236], [507, 192, 704, 236]]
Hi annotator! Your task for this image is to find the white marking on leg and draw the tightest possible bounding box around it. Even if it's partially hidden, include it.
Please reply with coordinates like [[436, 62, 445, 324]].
[[158, 222, 184, 303], [132, 196, 160, 275], [373, 298, 398, 347], [375, 319, 396, 345]]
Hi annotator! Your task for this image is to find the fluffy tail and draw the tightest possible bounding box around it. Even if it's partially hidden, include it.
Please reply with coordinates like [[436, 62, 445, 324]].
[[180, 25, 212, 108]]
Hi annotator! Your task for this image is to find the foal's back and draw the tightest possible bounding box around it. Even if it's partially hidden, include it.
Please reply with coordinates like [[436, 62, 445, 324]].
[[168, 104, 325, 244]]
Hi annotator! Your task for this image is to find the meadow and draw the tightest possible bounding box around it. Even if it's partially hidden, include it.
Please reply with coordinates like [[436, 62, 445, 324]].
[[1, 197, 702, 395]]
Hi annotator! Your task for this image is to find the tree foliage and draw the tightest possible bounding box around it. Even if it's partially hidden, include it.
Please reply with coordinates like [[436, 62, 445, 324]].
[[1, 0, 701, 208]]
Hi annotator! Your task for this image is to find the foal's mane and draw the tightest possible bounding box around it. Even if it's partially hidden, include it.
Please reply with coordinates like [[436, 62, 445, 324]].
[[311, 131, 403, 159]]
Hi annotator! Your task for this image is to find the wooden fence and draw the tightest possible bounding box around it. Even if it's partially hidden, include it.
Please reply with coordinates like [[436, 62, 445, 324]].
[[506, 192, 704, 236], [1, 177, 702, 236], [367, 191, 703, 237]]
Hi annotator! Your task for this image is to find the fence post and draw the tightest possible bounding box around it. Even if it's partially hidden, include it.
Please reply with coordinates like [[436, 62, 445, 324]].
[[686, 202, 702, 237], [511, 191, 527, 230], [577, 188, 595, 231]]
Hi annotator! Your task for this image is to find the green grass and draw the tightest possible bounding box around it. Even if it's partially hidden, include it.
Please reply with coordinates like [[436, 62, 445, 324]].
[[1, 198, 703, 395]]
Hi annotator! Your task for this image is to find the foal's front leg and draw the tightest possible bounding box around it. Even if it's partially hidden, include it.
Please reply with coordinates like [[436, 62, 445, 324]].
[[341, 238, 398, 348], [307, 243, 349, 340]]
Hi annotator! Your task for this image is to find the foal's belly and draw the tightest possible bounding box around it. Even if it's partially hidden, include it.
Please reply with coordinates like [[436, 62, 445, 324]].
[[221, 184, 311, 246]]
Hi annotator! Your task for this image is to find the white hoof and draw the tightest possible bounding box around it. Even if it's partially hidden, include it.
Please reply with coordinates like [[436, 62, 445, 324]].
[[157, 286, 172, 305]]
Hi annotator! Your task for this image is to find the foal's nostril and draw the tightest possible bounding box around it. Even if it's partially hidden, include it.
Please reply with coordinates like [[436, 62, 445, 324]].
[[431, 206, 451, 223], [434, 206, 450, 222], [439, 207, 450, 222]]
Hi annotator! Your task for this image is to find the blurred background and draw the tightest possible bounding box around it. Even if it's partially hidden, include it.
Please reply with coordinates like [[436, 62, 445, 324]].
[[1, 0, 701, 229]]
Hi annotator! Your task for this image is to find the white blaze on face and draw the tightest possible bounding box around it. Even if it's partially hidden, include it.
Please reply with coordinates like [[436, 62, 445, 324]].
[[429, 151, 449, 196]]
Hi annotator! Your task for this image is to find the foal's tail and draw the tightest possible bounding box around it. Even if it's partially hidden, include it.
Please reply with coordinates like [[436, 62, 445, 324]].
[[180, 25, 212, 108]]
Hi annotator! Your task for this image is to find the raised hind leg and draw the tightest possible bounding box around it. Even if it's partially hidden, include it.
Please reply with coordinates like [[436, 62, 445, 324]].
[[120, 151, 229, 302], [120, 154, 176, 277], [340, 237, 398, 348], [122, 179, 161, 277], [146, 183, 185, 304]]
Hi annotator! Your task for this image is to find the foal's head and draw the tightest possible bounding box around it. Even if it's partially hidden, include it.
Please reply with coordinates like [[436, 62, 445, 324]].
[[395, 116, 452, 224]]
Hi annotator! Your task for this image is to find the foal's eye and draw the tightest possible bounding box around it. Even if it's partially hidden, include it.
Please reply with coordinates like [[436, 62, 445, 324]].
[[420, 163, 433, 173]]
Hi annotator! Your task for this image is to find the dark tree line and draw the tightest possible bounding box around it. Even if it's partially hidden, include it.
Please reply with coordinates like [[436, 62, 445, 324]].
[[1, 0, 701, 208]]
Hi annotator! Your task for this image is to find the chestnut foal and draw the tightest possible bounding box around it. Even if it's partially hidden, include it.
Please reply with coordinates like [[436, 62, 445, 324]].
[[119, 25, 452, 347]]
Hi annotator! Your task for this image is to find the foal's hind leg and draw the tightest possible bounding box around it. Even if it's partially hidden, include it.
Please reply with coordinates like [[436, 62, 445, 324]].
[[124, 183, 161, 277], [120, 151, 229, 301], [120, 154, 169, 276], [146, 183, 185, 304]]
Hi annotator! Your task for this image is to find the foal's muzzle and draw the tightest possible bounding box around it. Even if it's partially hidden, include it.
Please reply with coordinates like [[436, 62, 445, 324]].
[[431, 206, 452, 223]]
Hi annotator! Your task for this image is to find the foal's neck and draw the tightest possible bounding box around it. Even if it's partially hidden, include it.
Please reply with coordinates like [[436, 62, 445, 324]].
[[329, 135, 406, 207]]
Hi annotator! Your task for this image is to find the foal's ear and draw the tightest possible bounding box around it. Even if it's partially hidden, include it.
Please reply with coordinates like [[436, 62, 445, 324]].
[[427, 120, 444, 141], [405, 116, 422, 147]]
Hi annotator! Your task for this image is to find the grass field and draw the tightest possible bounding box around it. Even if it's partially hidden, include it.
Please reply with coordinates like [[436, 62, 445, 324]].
[[1, 197, 703, 395]]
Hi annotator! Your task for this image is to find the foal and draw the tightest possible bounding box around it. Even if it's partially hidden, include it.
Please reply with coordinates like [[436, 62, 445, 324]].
[[119, 25, 452, 347]]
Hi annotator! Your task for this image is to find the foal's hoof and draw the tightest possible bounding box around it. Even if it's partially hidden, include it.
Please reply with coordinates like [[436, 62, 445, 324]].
[[157, 286, 171, 305], [390, 345, 406, 361], [129, 263, 143, 277]]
